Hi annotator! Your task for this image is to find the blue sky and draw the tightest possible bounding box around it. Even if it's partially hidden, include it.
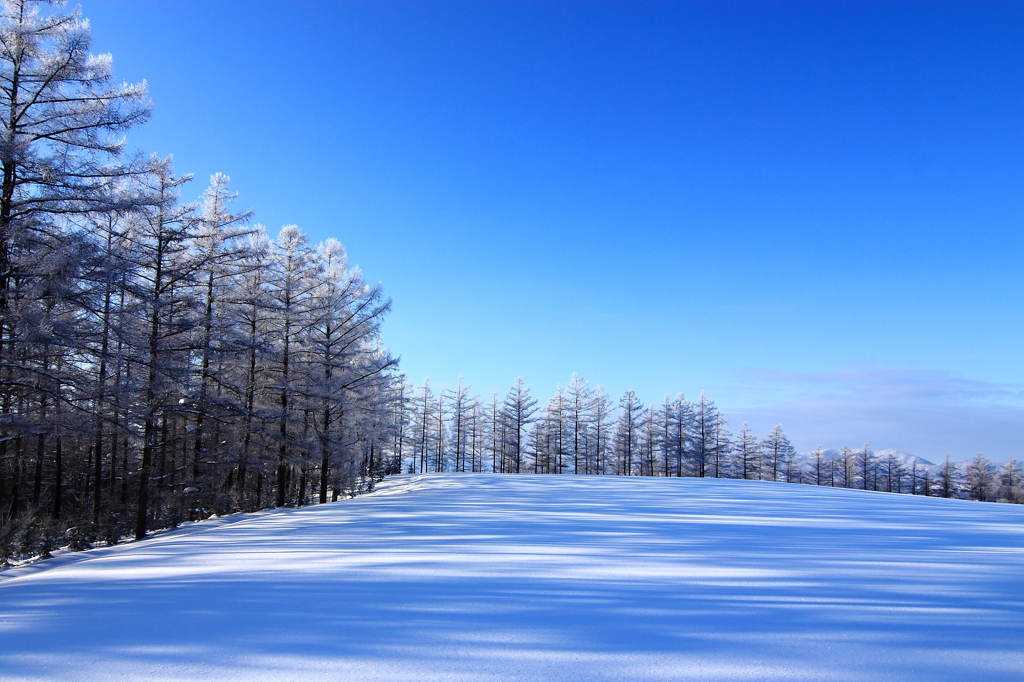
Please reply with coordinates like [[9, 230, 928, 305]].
[[84, 1, 1023, 461]]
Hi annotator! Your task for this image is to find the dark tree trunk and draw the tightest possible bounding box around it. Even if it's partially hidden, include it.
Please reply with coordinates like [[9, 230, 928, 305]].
[[32, 433, 44, 508], [135, 418, 155, 540], [52, 438, 62, 520]]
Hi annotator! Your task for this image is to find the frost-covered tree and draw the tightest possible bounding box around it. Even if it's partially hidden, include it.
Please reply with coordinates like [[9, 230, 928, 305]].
[[501, 377, 537, 474], [836, 445, 855, 488], [565, 373, 590, 474], [465, 394, 482, 472], [857, 445, 874, 491], [589, 386, 613, 475], [488, 392, 501, 473], [412, 379, 435, 474], [612, 390, 644, 476], [709, 415, 731, 479], [306, 237, 393, 497], [265, 225, 318, 507], [692, 393, 719, 478], [432, 390, 447, 472], [221, 228, 275, 510], [120, 159, 201, 540], [188, 174, 252, 481], [669, 394, 692, 477], [0, 4, 404, 562], [736, 423, 760, 480], [388, 378, 412, 475], [1, 0, 148, 528], [449, 377, 472, 472], [938, 455, 958, 498], [546, 386, 567, 474], [963, 454, 995, 502], [997, 460, 1022, 504], [760, 425, 794, 483], [654, 396, 673, 477], [0, 0, 148, 298]]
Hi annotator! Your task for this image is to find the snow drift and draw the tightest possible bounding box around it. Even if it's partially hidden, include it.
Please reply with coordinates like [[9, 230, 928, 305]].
[[1, 474, 1022, 681]]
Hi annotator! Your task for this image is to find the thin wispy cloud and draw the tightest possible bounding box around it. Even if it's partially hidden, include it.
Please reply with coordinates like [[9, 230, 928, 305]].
[[727, 365, 1024, 404], [720, 365, 1024, 462]]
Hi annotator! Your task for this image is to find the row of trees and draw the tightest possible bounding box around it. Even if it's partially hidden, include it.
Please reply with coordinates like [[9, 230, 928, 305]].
[[2, 0, 1018, 567], [0, 0, 401, 564], [396, 374, 1024, 504]]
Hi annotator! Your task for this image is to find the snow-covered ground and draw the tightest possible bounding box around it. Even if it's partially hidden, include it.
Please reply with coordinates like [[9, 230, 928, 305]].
[[2, 474, 1023, 681]]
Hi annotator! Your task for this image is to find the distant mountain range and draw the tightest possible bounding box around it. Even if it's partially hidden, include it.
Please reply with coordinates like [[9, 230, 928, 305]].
[[798, 448, 932, 467], [797, 448, 1015, 473]]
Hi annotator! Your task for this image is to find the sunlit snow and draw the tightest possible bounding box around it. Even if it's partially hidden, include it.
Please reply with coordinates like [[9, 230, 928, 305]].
[[1, 474, 1022, 681]]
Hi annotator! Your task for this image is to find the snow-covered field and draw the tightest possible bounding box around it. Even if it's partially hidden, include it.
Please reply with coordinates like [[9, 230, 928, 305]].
[[1, 474, 1023, 681]]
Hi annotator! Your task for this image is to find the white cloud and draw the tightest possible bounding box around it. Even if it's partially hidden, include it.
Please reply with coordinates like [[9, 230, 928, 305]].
[[716, 365, 1024, 463]]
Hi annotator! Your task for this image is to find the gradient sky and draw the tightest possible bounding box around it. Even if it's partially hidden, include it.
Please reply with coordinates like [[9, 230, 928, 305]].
[[82, 0, 1023, 461]]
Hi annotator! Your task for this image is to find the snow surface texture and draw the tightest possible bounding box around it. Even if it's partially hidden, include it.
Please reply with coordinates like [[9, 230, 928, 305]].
[[1, 474, 1023, 681]]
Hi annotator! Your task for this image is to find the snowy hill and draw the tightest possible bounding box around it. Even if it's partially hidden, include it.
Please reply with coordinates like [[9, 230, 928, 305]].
[[2, 474, 1023, 681], [798, 447, 934, 468], [873, 447, 935, 467]]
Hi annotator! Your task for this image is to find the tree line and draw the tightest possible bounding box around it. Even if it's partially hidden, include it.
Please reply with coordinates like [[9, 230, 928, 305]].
[[0, 0, 401, 564], [396, 373, 1024, 504], [3, 0, 1020, 567]]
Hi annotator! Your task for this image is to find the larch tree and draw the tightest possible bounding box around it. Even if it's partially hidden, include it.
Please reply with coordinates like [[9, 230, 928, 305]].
[[736, 423, 760, 481], [450, 376, 470, 472], [542, 385, 566, 474], [692, 392, 719, 478], [838, 445, 855, 488], [488, 392, 501, 473], [810, 446, 825, 486], [465, 393, 481, 472], [612, 390, 644, 476], [121, 158, 200, 540], [188, 174, 252, 484], [306, 237, 393, 498], [670, 394, 692, 477], [501, 377, 536, 474], [590, 386, 612, 475], [413, 379, 435, 474], [996, 460, 1022, 504], [640, 403, 658, 476], [433, 389, 447, 472], [857, 445, 874, 491], [760, 425, 794, 483], [1, 0, 148, 526], [221, 227, 275, 511], [938, 455, 958, 498], [964, 453, 994, 502], [709, 415, 731, 479], [565, 373, 590, 475], [266, 225, 318, 508], [76, 202, 136, 532]]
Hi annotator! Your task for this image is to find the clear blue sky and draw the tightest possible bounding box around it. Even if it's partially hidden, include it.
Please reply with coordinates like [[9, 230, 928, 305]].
[[83, 0, 1023, 461]]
